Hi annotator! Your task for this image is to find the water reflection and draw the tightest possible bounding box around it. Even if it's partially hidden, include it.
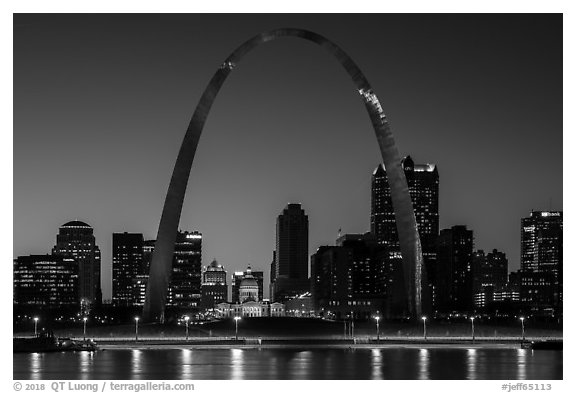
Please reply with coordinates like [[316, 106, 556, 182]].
[[371, 349, 382, 379], [230, 349, 244, 380], [131, 349, 142, 378], [13, 347, 563, 380], [467, 349, 477, 380], [79, 351, 93, 378], [418, 349, 429, 380], [517, 349, 527, 380], [30, 353, 41, 380], [293, 351, 311, 379], [180, 349, 193, 379]]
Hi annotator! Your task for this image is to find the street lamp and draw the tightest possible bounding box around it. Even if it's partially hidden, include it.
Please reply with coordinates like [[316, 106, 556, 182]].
[[422, 316, 427, 340], [374, 316, 380, 342], [351, 311, 355, 339], [234, 316, 241, 341], [520, 317, 525, 342], [33, 317, 39, 336], [184, 316, 190, 341], [134, 317, 140, 342], [83, 317, 88, 341], [470, 317, 475, 344]]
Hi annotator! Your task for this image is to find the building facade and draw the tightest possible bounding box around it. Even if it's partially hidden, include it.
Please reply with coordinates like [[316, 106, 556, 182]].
[[310, 233, 390, 320], [14, 255, 79, 307], [270, 204, 310, 303], [168, 230, 202, 310], [520, 211, 562, 312], [436, 225, 474, 314], [112, 232, 144, 306], [371, 156, 439, 309], [217, 265, 285, 317], [200, 259, 228, 310], [472, 249, 508, 309], [51, 221, 101, 307], [232, 265, 264, 304]]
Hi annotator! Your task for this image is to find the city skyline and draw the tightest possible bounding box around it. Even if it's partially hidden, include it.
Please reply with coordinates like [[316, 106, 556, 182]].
[[14, 14, 562, 301]]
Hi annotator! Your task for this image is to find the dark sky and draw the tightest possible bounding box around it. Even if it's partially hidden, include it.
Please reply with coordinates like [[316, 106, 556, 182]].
[[13, 14, 562, 301]]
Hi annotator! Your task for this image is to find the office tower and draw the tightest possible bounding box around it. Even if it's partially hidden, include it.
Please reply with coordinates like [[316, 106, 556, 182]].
[[232, 265, 264, 303], [14, 255, 78, 307], [310, 233, 390, 319], [167, 230, 202, 309], [200, 259, 228, 310], [270, 203, 309, 303], [436, 225, 474, 313], [472, 249, 508, 308], [269, 251, 276, 302], [371, 156, 439, 307], [112, 232, 143, 306], [520, 211, 562, 310], [52, 221, 102, 307], [129, 239, 155, 306], [142, 239, 156, 275]]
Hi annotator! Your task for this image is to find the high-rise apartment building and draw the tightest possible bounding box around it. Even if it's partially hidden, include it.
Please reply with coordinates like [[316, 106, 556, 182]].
[[13, 255, 79, 307], [112, 232, 143, 306], [270, 204, 309, 303], [52, 221, 101, 307], [436, 225, 474, 313], [371, 156, 439, 307]]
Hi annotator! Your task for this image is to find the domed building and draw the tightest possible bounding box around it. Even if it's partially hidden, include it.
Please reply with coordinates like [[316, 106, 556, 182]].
[[239, 265, 259, 302], [216, 264, 285, 318]]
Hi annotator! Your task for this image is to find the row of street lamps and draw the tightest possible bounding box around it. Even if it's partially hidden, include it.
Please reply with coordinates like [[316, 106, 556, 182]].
[[30, 314, 527, 342], [373, 315, 526, 342]]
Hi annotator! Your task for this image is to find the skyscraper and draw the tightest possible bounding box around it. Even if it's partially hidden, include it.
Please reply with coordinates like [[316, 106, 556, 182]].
[[13, 255, 79, 308], [52, 221, 101, 308], [436, 225, 474, 313], [371, 156, 439, 307], [472, 249, 508, 309], [167, 230, 202, 310], [112, 232, 143, 306], [200, 259, 228, 310], [520, 211, 562, 311], [270, 203, 309, 303], [310, 233, 390, 319]]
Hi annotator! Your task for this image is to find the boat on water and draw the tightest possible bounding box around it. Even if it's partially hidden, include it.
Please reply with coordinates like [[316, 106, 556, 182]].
[[14, 332, 98, 353]]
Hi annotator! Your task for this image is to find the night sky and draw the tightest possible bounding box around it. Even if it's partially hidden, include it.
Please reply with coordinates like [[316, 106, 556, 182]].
[[13, 14, 562, 301]]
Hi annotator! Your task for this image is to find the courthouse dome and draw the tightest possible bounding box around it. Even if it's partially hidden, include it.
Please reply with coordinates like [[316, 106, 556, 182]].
[[61, 220, 91, 228]]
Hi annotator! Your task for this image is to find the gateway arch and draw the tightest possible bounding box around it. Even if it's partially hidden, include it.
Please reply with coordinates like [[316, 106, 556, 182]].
[[143, 28, 426, 322]]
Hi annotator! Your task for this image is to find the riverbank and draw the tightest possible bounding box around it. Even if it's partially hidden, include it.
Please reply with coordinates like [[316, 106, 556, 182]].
[[91, 336, 560, 350]]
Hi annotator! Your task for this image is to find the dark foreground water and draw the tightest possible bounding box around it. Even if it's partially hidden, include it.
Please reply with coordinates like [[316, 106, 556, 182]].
[[14, 347, 562, 380]]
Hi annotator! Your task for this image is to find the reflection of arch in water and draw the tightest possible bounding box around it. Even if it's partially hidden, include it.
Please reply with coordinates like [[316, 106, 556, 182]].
[[142, 28, 425, 321]]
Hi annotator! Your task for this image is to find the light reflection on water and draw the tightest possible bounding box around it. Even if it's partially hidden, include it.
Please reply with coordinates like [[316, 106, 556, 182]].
[[79, 351, 93, 378], [180, 349, 193, 379], [466, 349, 477, 380], [418, 349, 429, 380], [13, 347, 562, 380], [371, 349, 382, 379], [131, 349, 142, 378], [230, 348, 243, 380], [517, 349, 527, 380]]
